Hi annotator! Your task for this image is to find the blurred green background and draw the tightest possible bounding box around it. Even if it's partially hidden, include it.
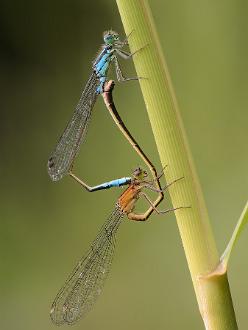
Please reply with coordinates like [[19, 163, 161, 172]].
[[1, 0, 247, 329]]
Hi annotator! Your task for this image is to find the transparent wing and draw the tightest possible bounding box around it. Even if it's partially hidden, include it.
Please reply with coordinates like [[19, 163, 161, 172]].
[[50, 205, 124, 325], [47, 72, 98, 181]]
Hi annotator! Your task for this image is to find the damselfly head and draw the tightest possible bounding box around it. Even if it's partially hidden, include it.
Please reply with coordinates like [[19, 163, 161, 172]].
[[133, 167, 148, 181], [103, 30, 119, 45]]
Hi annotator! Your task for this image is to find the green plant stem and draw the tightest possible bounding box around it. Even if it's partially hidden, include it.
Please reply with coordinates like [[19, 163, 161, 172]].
[[116, 0, 237, 328]]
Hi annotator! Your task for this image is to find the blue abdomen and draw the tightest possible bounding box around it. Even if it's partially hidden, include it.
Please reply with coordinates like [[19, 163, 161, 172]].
[[90, 177, 132, 192]]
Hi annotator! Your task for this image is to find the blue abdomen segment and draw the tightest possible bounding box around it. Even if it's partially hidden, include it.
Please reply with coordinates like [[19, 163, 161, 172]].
[[96, 77, 107, 94], [90, 177, 132, 192]]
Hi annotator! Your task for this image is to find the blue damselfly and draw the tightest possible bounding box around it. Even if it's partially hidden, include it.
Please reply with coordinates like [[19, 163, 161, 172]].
[[48, 30, 138, 181]]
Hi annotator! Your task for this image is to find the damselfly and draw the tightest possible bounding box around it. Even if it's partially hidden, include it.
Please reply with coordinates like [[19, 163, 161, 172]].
[[48, 30, 139, 181], [50, 167, 185, 325]]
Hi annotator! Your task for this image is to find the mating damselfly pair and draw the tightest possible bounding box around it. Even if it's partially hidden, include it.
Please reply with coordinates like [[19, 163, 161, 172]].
[[48, 30, 187, 326]]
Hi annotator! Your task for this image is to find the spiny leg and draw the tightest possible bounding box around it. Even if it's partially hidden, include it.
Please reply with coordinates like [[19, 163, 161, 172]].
[[143, 165, 168, 186], [161, 176, 184, 191], [113, 56, 139, 82], [146, 165, 168, 184], [127, 172, 165, 221], [114, 46, 148, 82], [127, 192, 164, 221], [127, 189, 189, 222], [119, 29, 134, 46], [139, 192, 161, 214], [115, 44, 148, 60], [144, 176, 184, 193]]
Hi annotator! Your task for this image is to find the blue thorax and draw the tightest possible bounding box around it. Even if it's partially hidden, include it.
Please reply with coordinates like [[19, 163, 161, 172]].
[[93, 45, 114, 94]]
